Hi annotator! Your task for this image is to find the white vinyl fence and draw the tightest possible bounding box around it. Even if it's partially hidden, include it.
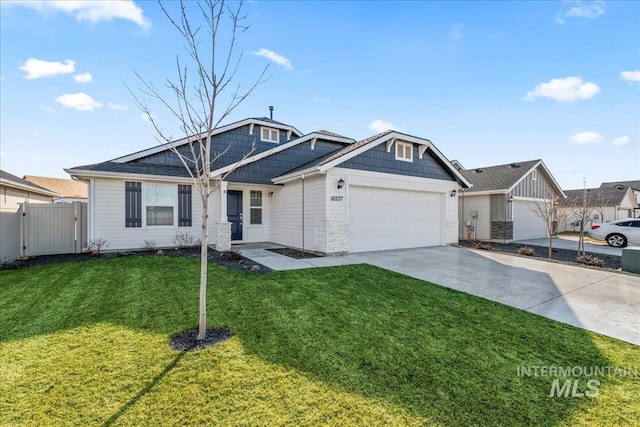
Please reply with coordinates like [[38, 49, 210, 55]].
[[0, 206, 22, 263], [0, 202, 88, 262]]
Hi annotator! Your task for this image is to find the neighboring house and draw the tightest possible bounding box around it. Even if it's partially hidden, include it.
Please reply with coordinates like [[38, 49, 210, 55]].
[[558, 186, 639, 231], [457, 160, 565, 242], [0, 170, 58, 207], [1, 170, 59, 262], [600, 180, 640, 217], [23, 175, 88, 203], [65, 117, 470, 254]]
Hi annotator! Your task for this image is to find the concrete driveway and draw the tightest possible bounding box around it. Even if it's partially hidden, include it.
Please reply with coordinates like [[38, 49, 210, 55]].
[[347, 247, 639, 346]]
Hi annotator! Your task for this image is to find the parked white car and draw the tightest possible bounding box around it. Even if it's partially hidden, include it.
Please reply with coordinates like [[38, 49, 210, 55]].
[[589, 219, 640, 247]]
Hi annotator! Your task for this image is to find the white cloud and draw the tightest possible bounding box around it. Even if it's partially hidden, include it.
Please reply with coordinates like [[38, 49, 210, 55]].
[[73, 72, 93, 83], [251, 48, 293, 70], [312, 98, 332, 103], [555, 1, 605, 25], [569, 131, 604, 145], [450, 23, 464, 42], [7, 1, 150, 29], [612, 136, 630, 147], [55, 92, 102, 111], [524, 76, 600, 102], [620, 70, 640, 83], [109, 102, 129, 111], [369, 119, 396, 133], [19, 58, 75, 79]]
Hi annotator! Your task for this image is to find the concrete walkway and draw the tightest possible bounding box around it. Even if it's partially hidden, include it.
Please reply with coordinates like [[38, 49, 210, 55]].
[[239, 245, 639, 346]]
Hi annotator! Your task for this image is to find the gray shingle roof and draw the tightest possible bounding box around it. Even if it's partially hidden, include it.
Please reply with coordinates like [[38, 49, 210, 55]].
[[0, 169, 59, 196], [279, 130, 394, 176], [561, 187, 637, 207], [459, 160, 541, 193], [313, 129, 353, 140], [69, 162, 194, 178], [600, 180, 640, 191]]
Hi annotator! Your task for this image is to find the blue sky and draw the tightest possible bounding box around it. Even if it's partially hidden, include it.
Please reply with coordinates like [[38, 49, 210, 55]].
[[1, 0, 638, 190]]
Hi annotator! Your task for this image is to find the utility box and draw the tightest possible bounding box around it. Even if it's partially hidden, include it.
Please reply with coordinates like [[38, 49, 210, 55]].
[[621, 248, 640, 274]]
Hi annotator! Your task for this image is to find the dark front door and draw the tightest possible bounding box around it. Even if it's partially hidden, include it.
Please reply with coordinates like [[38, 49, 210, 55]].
[[227, 190, 243, 241]]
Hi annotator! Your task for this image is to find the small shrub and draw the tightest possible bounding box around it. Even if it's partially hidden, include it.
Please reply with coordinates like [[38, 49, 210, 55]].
[[474, 242, 493, 251], [517, 246, 535, 256], [139, 239, 157, 251], [173, 231, 195, 248], [220, 247, 243, 262], [577, 255, 604, 267], [85, 238, 109, 256]]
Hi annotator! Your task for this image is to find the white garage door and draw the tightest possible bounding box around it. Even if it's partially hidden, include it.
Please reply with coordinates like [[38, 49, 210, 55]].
[[348, 186, 442, 253], [512, 200, 547, 240]]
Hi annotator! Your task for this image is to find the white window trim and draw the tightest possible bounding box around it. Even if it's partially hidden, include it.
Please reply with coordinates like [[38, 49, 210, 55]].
[[249, 190, 263, 225], [395, 141, 413, 162], [143, 183, 177, 228], [260, 126, 279, 143]]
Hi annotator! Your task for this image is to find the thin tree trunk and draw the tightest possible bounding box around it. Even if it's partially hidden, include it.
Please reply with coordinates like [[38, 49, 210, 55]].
[[198, 182, 209, 340]]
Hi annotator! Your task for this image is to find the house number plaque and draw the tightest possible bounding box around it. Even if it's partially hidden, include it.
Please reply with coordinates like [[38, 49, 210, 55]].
[[330, 196, 344, 201]]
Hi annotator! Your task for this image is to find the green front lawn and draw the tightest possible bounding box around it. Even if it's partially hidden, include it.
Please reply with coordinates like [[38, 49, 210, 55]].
[[1, 256, 638, 426]]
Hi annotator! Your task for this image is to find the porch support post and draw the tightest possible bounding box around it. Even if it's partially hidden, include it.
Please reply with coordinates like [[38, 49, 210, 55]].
[[215, 180, 231, 251]]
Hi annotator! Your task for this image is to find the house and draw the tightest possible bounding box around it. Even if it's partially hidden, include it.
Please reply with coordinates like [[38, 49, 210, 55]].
[[0, 170, 59, 207], [558, 186, 639, 231], [65, 117, 470, 254], [1, 170, 60, 262], [23, 175, 88, 203], [600, 180, 640, 217], [456, 160, 565, 242]]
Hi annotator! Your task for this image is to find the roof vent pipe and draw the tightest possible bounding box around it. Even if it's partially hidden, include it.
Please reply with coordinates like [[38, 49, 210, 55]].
[[269, 105, 274, 120]]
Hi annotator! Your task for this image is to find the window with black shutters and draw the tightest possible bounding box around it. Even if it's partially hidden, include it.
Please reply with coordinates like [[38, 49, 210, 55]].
[[125, 181, 142, 227], [178, 184, 192, 227]]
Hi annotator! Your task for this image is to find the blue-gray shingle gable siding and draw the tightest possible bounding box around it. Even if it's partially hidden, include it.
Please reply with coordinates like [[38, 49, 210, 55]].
[[226, 140, 346, 185], [339, 143, 455, 181], [133, 124, 290, 169]]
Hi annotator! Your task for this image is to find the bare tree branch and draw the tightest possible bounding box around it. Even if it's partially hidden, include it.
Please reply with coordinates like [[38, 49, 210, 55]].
[[130, 0, 268, 340]]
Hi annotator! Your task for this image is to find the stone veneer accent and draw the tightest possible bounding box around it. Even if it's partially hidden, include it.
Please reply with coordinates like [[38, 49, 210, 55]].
[[215, 222, 231, 252], [491, 221, 513, 241], [313, 220, 349, 255]]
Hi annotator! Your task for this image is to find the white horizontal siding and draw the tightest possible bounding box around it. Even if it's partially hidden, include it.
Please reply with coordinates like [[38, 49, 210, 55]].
[[459, 194, 490, 240], [269, 175, 325, 251], [92, 178, 204, 251]]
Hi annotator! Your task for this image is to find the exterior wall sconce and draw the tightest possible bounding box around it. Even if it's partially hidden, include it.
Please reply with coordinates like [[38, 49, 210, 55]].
[[508, 196, 514, 203], [337, 178, 345, 189], [450, 189, 457, 197], [268, 191, 274, 197]]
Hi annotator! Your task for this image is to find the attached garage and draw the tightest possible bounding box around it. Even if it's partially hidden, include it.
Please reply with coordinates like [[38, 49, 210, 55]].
[[348, 186, 443, 252], [512, 200, 547, 240]]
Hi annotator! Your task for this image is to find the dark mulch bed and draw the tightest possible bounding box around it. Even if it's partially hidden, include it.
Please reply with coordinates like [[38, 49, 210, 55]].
[[169, 327, 233, 352], [266, 247, 320, 259], [458, 240, 621, 270], [0, 247, 271, 273]]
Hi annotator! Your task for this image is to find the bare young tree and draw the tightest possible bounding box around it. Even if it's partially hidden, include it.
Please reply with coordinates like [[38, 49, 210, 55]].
[[132, 0, 268, 340], [572, 188, 595, 257], [529, 190, 571, 258], [593, 189, 611, 224]]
